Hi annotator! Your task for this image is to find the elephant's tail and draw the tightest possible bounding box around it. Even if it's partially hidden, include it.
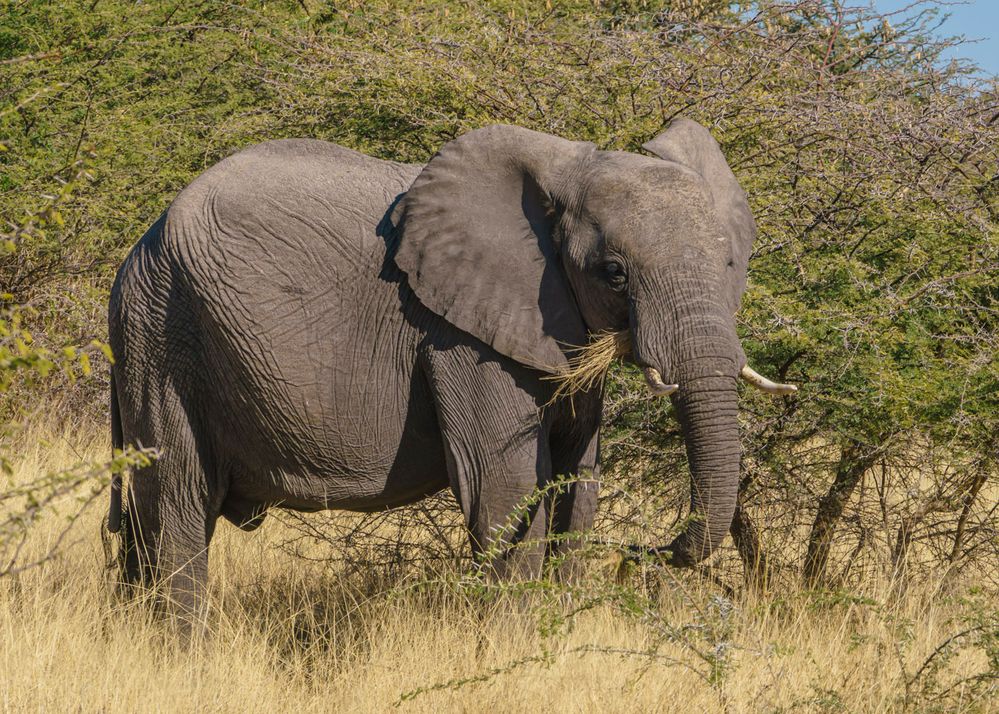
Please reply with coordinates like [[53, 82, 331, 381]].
[[107, 370, 123, 533]]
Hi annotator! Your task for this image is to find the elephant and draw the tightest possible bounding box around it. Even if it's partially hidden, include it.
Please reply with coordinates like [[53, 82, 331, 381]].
[[107, 119, 795, 623]]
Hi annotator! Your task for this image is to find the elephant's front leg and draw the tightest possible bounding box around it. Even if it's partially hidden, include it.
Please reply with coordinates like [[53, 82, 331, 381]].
[[422, 342, 553, 580], [548, 392, 602, 582], [464, 450, 552, 580]]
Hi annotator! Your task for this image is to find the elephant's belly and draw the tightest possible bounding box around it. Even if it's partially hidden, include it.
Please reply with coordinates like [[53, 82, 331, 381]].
[[203, 325, 451, 511], [216, 387, 451, 512]]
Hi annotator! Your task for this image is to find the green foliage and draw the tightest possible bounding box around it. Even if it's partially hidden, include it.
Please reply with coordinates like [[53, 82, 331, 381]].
[[0, 89, 154, 576], [1, 0, 996, 584]]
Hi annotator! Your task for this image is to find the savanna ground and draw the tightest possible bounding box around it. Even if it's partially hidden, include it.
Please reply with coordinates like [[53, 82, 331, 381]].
[[1, 420, 995, 713], [2, 1, 997, 712]]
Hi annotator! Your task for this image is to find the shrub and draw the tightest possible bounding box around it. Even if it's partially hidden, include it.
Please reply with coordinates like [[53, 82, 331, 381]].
[[0, 0, 995, 590]]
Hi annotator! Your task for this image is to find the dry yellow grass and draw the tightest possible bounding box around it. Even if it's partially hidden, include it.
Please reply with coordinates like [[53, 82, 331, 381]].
[[547, 331, 632, 403], [0, 423, 995, 713]]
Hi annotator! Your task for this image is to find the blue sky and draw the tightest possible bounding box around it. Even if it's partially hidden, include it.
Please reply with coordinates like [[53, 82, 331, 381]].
[[874, 1, 998, 75]]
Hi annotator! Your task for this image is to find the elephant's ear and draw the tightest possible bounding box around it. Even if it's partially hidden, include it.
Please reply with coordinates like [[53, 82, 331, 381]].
[[394, 125, 595, 373], [642, 118, 756, 314]]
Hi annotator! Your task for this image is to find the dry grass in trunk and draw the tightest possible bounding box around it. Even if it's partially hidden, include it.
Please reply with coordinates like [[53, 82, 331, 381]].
[[546, 331, 632, 402]]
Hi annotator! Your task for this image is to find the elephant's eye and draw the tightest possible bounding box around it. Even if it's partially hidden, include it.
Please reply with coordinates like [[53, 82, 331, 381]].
[[602, 261, 627, 291]]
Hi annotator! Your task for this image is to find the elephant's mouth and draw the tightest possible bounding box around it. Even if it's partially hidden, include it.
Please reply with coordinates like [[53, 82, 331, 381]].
[[640, 363, 797, 398], [549, 329, 797, 400]]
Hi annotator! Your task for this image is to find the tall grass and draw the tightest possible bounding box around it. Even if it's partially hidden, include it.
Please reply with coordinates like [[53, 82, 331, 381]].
[[0, 421, 994, 713]]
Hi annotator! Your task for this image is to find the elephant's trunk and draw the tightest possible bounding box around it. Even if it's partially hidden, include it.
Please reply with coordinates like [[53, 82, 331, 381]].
[[663, 369, 740, 564], [631, 266, 741, 566]]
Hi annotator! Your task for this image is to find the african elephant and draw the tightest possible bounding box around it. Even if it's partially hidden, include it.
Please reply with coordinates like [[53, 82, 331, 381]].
[[108, 119, 794, 622]]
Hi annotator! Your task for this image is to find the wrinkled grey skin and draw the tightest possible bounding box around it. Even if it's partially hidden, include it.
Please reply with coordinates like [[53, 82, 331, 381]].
[[109, 120, 755, 623]]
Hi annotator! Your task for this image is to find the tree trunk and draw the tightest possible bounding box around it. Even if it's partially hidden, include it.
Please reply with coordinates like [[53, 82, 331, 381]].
[[891, 496, 946, 596], [948, 471, 988, 565], [803, 444, 876, 587], [730, 482, 771, 590]]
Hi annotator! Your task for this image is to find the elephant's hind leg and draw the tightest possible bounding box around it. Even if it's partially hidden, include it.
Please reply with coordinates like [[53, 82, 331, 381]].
[[120, 386, 222, 636]]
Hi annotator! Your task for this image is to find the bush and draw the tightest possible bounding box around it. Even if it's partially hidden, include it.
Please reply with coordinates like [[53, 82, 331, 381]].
[[0, 0, 995, 591]]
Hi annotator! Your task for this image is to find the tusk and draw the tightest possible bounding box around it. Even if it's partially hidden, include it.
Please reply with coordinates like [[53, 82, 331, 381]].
[[740, 365, 798, 395], [642, 366, 678, 396]]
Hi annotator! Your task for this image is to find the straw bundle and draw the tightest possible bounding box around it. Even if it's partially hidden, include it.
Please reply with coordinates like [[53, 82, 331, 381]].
[[546, 330, 632, 402]]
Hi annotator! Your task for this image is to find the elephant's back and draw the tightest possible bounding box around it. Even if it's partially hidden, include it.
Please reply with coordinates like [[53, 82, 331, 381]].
[[142, 139, 435, 490], [163, 138, 419, 269], [158, 138, 422, 380]]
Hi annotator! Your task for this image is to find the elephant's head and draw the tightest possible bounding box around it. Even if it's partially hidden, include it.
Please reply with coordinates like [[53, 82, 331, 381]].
[[393, 120, 793, 566]]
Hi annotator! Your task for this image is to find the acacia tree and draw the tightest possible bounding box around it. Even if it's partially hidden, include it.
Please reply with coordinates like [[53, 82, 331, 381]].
[[0, 138, 154, 577], [1, 0, 995, 588], [285, 0, 999, 587]]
